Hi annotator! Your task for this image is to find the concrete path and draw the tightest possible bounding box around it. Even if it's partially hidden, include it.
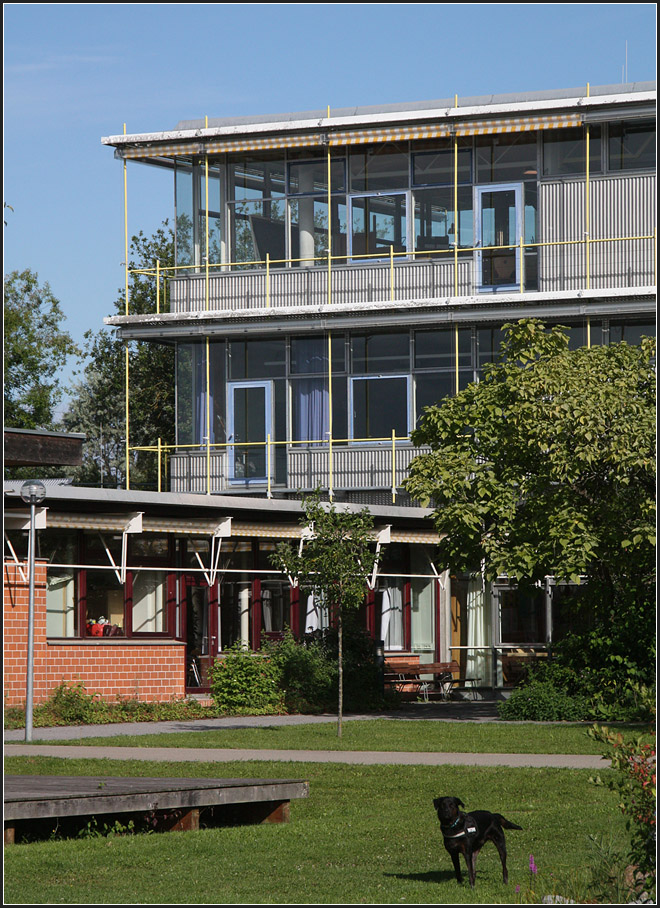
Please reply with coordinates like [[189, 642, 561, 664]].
[[2, 701, 511, 743], [3, 742, 608, 769], [4, 702, 608, 769]]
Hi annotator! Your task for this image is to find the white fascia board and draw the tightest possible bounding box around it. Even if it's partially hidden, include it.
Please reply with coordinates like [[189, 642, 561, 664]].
[[103, 285, 657, 330], [101, 91, 655, 148]]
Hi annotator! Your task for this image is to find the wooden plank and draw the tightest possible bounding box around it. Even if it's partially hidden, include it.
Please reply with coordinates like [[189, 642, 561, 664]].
[[4, 776, 309, 822]]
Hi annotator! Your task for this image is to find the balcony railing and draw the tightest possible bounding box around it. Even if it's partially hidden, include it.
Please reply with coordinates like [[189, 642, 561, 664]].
[[129, 434, 430, 500], [131, 233, 655, 318]]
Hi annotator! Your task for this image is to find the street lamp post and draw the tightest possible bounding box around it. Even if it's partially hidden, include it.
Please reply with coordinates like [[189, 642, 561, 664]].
[[20, 480, 47, 743]]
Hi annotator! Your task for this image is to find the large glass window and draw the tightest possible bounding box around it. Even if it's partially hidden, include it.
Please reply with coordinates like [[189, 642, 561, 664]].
[[609, 320, 656, 344], [229, 155, 286, 200], [291, 335, 345, 374], [608, 120, 655, 171], [410, 547, 436, 659], [542, 126, 602, 176], [131, 570, 167, 634], [350, 143, 409, 192], [413, 186, 473, 251], [412, 144, 472, 186], [352, 333, 410, 373], [43, 531, 78, 638], [415, 373, 454, 423], [176, 341, 224, 446], [228, 198, 287, 266], [289, 195, 347, 264], [229, 339, 286, 379], [351, 375, 409, 440], [83, 533, 125, 635], [476, 133, 538, 183], [288, 156, 346, 194], [174, 159, 194, 268], [350, 193, 407, 258]]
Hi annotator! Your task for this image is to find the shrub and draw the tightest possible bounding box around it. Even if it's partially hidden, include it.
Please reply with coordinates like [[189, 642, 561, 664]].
[[265, 631, 337, 712], [498, 679, 589, 721], [209, 644, 285, 714], [589, 723, 656, 894], [4, 682, 215, 729], [45, 680, 106, 724]]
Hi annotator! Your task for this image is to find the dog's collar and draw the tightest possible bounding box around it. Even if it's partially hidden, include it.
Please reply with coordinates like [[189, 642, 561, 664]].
[[441, 814, 477, 840]]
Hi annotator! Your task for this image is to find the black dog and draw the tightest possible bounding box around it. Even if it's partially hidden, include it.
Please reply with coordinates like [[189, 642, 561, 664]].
[[434, 796, 522, 887]]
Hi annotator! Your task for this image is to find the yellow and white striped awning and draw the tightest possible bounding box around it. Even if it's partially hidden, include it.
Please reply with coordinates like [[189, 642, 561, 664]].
[[118, 132, 327, 160], [120, 142, 202, 160], [117, 112, 583, 160], [389, 529, 442, 544], [46, 512, 143, 533], [231, 521, 303, 539], [329, 122, 452, 146], [205, 133, 326, 154], [455, 113, 582, 136]]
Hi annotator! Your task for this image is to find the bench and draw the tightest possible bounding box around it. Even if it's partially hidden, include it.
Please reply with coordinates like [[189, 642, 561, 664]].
[[384, 660, 481, 701]]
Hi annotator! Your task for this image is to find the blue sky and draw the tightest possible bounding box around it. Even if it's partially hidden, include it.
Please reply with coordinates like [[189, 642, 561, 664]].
[[3, 2, 657, 413]]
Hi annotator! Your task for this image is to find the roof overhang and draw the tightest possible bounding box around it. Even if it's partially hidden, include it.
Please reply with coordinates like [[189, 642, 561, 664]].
[[104, 286, 657, 341]]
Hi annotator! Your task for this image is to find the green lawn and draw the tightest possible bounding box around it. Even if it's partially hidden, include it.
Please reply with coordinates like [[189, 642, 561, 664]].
[[4, 754, 627, 905], [37, 718, 647, 755]]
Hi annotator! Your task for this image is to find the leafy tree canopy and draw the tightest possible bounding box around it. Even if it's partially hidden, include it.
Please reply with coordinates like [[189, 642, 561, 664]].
[[406, 319, 656, 590], [63, 223, 175, 488], [4, 269, 79, 430]]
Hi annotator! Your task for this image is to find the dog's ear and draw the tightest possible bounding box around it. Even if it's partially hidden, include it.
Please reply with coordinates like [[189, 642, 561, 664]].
[[456, 798, 465, 808]]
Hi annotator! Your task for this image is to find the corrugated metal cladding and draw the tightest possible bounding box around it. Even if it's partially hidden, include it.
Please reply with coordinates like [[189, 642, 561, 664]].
[[539, 174, 656, 292], [118, 112, 585, 159], [540, 174, 656, 241]]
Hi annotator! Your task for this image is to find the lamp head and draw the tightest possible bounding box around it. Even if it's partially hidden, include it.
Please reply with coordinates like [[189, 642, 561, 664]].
[[20, 480, 47, 506]]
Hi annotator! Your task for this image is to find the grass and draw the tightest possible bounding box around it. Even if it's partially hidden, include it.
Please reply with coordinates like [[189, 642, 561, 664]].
[[37, 718, 650, 755], [4, 753, 628, 905]]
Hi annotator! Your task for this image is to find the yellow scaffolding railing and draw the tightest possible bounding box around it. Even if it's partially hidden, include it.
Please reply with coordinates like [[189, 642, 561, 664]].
[[129, 433, 413, 503]]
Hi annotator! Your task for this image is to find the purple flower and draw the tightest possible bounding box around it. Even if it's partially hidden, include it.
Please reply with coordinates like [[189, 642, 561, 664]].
[[529, 854, 538, 874]]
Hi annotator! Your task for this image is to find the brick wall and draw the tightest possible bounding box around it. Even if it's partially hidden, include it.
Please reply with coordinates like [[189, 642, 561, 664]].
[[4, 559, 187, 706]]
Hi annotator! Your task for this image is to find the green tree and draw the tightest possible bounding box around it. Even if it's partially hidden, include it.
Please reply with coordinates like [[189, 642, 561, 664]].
[[405, 319, 656, 682], [4, 269, 79, 430], [270, 494, 381, 736], [63, 223, 175, 488]]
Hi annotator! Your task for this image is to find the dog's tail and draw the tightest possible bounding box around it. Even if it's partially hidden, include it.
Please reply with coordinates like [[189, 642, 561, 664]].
[[495, 814, 523, 830]]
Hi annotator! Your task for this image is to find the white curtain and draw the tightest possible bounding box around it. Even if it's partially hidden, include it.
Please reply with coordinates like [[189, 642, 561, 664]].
[[305, 593, 328, 632], [466, 576, 488, 681], [305, 594, 319, 632], [381, 585, 403, 650], [262, 588, 272, 632], [295, 377, 328, 445]]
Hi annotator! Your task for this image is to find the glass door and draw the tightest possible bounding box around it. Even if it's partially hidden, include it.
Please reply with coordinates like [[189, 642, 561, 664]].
[[475, 184, 522, 291], [183, 579, 219, 691], [227, 381, 272, 482], [349, 192, 408, 260]]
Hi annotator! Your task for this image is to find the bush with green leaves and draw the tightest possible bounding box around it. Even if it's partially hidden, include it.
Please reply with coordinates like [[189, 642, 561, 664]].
[[589, 724, 656, 899], [4, 681, 214, 729], [209, 644, 285, 715], [264, 630, 337, 713], [498, 678, 589, 722]]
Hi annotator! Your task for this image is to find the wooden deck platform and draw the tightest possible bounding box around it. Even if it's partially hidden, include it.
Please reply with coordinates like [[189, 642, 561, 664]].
[[4, 775, 309, 843]]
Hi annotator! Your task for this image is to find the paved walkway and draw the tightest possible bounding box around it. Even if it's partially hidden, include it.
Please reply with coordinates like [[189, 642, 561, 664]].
[[4, 702, 608, 769]]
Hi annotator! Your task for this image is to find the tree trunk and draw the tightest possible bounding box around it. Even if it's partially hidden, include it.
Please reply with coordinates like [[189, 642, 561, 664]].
[[337, 608, 343, 738]]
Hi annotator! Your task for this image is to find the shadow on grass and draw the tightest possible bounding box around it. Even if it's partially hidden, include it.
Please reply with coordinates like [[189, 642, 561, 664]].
[[384, 869, 456, 885]]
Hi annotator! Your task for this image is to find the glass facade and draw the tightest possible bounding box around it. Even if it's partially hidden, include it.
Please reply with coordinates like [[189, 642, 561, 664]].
[[171, 120, 655, 284], [175, 317, 655, 451]]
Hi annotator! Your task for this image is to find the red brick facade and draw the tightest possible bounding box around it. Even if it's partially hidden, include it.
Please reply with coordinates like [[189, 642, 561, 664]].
[[4, 559, 187, 706]]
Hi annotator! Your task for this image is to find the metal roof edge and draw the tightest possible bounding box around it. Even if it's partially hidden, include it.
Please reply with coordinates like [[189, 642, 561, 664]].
[[102, 87, 656, 148], [3, 482, 434, 523]]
